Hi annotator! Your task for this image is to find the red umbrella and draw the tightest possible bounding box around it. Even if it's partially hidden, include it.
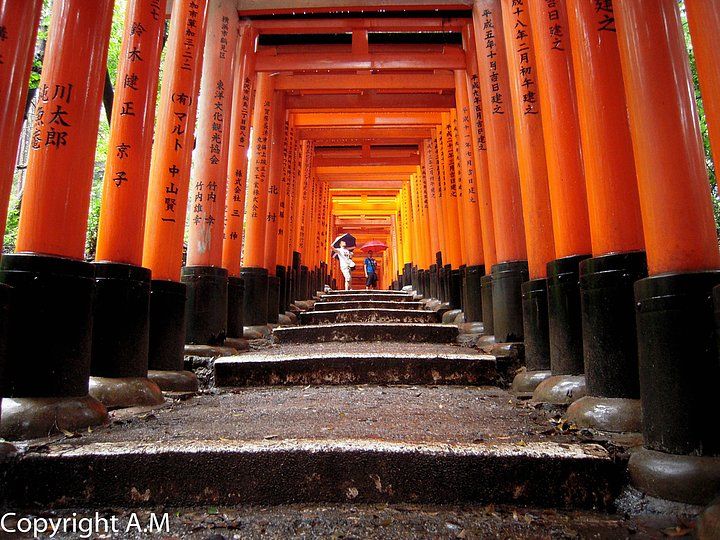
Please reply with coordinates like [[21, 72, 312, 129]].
[[359, 240, 389, 253]]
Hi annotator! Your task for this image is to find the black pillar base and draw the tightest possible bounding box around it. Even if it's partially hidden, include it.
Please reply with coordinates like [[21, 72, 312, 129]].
[[91, 262, 151, 378], [267, 275, 280, 324], [241, 267, 269, 327], [459, 265, 467, 311], [286, 266, 294, 308], [464, 265, 484, 322], [276, 265, 287, 313], [148, 279, 187, 373], [547, 254, 590, 376], [0, 254, 107, 438], [481, 274, 494, 335], [0, 283, 11, 426], [449, 269, 462, 309], [521, 278, 550, 373], [181, 266, 228, 346], [0, 254, 95, 398], [635, 271, 720, 456], [227, 276, 245, 338], [579, 251, 647, 399], [429, 264, 437, 299], [299, 266, 309, 300], [491, 261, 528, 343], [417, 269, 425, 297]]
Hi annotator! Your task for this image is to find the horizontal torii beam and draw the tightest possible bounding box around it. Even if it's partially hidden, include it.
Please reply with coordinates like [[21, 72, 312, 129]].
[[298, 127, 433, 139], [255, 49, 466, 71], [275, 72, 455, 90], [250, 17, 470, 34]]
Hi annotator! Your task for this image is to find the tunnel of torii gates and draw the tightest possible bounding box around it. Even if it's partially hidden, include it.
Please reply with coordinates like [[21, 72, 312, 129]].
[[1, 0, 720, 501]]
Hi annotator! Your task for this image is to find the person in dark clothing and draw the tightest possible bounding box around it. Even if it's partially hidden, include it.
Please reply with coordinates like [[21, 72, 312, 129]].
[[364, 252, 378, 289]]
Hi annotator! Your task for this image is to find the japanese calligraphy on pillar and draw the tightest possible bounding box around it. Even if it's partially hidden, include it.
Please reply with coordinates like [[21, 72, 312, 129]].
[[469, 74, 488, 151], [595, 0, 615, 32], [460, 105, 478, 205], [511, 0, 539, 115], [481, 8, 505, 115]]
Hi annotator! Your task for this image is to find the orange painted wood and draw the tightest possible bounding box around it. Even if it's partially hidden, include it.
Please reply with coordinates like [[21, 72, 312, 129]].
[[241, 72, 274, 269], [616, 0, 720, 274], [429, 137, 448, 263], [222, 23, 255, 277], [471, 0, 527, 266], [451, 110, 469, 264], [142, 0, 208, 280], [439, 117, 463, 268], [292, 141, 311, 255], [464, 33, 498, 269], [455, 70, 485, 267], [16, 0, 114, 259], [187, 0, 238, 268], [275, 124, 294, 268], [566, 0, 644, 256], [528, 0, 591, 259], [96, 0, 167, 266], [0, 0, 42, 242], [686, 0, 720, 183], [500, 0, 555, 279], [422, 140, 441, 258], [263, 96, 287, 273]]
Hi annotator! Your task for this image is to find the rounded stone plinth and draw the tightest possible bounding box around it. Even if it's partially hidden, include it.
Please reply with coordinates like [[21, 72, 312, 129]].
[[697, 500, 720, 539], [457, 322, 485, 335], [284, 311, 298, 324], [454, 312, 465, 324], [89, 377, 164, 410], [0, 441, 18, 458], [245, 325, 271, 338], [629, 447, 720, 505], [512, 370, 552, 394], [184, 344, 238, 358], [567, 396, 642, 433], [278, 314, 292, 325], [0, 395, 108, 440], [532, 375, 586, 405], [147, 370, 198, 393], [223, 337, 249, 351], [442, 309, 462, 324]]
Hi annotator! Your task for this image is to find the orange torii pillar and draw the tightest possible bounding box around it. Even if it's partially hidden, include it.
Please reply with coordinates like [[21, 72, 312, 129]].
[[292, 141, 313, 300], [525, 0, 592, 404], [500, 0, 555, 392], [472, 0, 529, 343], [451, 109, 470, 308], [455, 70, 486, 323], [564, 0, 646, 434], [222, 21, 255, 339], [90, 0, 167, 410], [616, 0, 720, 504], [0, 0, 113, 440], [282, 135, 302, 303], [417, 157, 435, 297], [409, 171, 425, 292], [463, 35, 499, 331], [0, 0, 42, 432], [263, 94, 287, 323], [275, 122, 294, 314], [422, 140, 442, 300], [183, 0, 238, 346], [240, 72, 274, 329], [440, 114, 463, 309], [142, 0, 208, 392]]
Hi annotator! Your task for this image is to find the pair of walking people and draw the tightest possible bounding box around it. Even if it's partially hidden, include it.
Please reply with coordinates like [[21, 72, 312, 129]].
[[333, 241, 377, 291]]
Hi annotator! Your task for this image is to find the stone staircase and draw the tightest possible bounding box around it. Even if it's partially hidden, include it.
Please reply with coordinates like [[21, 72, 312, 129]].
[[0, 288, 630, 522]]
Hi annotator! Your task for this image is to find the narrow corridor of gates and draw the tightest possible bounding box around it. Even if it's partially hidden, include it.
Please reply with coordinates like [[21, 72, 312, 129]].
[[0, 0, 720, 536]]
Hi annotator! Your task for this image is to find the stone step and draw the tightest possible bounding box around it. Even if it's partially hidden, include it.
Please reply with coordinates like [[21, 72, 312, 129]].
[[322, 289, 412, 296], [1, 439, 618, 509], [0, 387, 622, 509], [273, 322, 459, 344], [299, 308, 440, 325], [319, 293, 414, 303], [314, 300, 425, 311], [214, 343, 496, 386]]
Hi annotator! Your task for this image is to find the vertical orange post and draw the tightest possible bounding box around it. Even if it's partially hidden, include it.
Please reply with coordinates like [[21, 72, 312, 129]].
[[438, 119, 462, 269], [616, 0, 720, 468], [222, 22, 255, 277], [686, 1, 720, 174], [564, 0, 647, 432], [463, 29, 497, 272], [450, 110, 468, 265], [90, 0, 168, 409], [142, 0, 208, 388], [1, 0, 114, 439], [425, 139, 445, 263], [240, 72, 274, 326], [456, 68, 487, 322], [500, 0, 555, 281], [472, 0, 527, 266], [16, 1, 114, 259], [187, 0, 238, 268], [472, 0, 528, 342], [96, 0, 167, 265], [528, 0, 591, 260], [0, 0, 42, 241], [142, 0, 208, 280]]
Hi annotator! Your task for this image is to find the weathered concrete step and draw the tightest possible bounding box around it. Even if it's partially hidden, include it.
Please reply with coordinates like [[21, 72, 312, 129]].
[[314, 300, 425, 311], [1, 439, 620, 509], [322, 289, 412, 296], [273, 322, 459, 343], [319, 293, 413, 303], [215, 349, 496, 386], [299, 308, 440, 325]]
